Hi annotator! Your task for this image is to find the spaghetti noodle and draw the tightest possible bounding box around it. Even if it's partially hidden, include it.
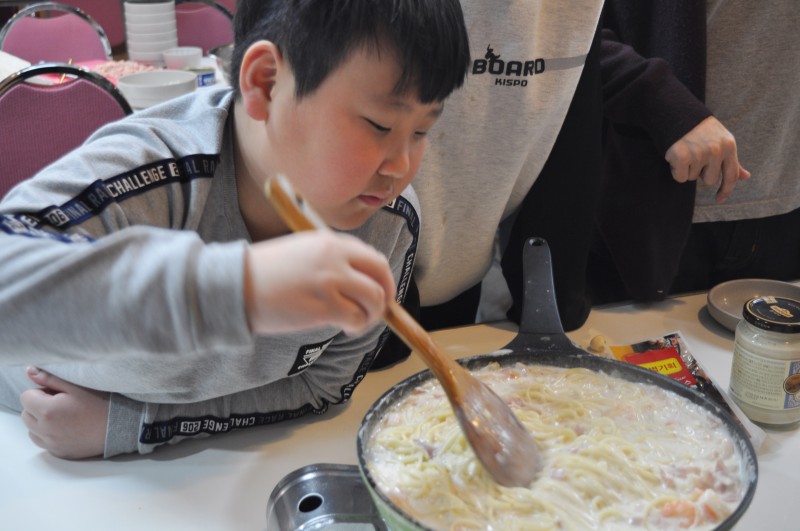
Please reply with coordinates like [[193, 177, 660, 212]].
[[366, 362, 750, 530]]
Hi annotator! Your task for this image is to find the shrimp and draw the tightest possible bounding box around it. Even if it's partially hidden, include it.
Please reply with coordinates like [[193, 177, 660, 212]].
[[659, 499, 697, 528], [696, 489, 731, 524]]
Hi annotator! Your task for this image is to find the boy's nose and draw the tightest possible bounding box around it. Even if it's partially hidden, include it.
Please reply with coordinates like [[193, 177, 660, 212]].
[[378, 144, 411, 179]]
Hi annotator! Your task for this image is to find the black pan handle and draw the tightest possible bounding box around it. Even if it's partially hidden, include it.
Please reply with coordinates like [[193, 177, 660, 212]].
[[519, 237, 564, 335], [504, 237, 577, 352]]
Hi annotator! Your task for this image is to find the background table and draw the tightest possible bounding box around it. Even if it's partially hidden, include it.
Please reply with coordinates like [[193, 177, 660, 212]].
[[1, 290, 797, 530]]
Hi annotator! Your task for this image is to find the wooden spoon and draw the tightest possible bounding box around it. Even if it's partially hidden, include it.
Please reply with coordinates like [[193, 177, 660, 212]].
[[264, 175, 542, 487]]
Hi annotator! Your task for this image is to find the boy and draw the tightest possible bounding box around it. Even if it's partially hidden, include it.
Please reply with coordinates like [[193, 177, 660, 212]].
[[0, 0, 470, 457]]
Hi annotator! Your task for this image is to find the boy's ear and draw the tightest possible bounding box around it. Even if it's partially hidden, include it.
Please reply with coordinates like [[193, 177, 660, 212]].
[[239, 41, 283, 121]]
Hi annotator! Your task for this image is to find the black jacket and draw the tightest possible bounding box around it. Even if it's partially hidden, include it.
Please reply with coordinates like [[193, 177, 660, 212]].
[[504, 3, 712, 330], [593, 1, 711, 303]]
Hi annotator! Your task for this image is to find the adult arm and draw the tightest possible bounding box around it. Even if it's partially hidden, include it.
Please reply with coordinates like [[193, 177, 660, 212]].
[[601, 28, 712, 153], [601, 28, 748, 202]]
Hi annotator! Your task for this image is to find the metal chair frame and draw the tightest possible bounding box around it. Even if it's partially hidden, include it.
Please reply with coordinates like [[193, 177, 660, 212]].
[[0, 62, 132, 198], [0, 61, 131, 113], [175, 0, 234, 20], [0, 2, 113, 61]]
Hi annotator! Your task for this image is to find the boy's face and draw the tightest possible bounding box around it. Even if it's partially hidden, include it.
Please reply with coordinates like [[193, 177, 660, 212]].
[[263, 44, 444, 230]]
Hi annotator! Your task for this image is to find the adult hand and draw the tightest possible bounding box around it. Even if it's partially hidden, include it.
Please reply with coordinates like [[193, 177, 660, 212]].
[[20, 367, 109, 459], [245, 231, 396, 336], [665, 116, 750, 203]]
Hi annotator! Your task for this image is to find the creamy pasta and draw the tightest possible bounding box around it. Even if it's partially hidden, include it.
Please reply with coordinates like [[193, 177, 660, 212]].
[[366, 362, 751, 530]]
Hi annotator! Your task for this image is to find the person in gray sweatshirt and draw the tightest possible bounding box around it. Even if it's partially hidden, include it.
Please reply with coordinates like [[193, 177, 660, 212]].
[[0, 0, 470, 458]]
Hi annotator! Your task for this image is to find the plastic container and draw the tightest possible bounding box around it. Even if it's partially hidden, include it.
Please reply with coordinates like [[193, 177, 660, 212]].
[[730, 296, 800, 427]]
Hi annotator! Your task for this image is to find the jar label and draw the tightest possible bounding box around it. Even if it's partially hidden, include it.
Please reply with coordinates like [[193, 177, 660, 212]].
[[730, 344, 800, 410]]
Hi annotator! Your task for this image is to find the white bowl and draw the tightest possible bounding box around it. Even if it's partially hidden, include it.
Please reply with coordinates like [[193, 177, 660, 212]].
[[126, 28, 177, 43], [125, 11, 176, 25], [707, 278, 800, 332], [128, 49, 167, 66], [127, 38, 179, 53], [125, 20, 176, 34], [128, 35, 178, 52], [162, 46, 202, 70], [124, 1, 175, 15], [118, 69, 197, 109]]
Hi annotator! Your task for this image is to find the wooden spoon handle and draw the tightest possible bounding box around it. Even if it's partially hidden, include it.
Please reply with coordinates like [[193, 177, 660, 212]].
[[265, 176, 461, 392], [264, 177, 540, 487], [264, 178, 319, 232], [384, 299, 461, 393]]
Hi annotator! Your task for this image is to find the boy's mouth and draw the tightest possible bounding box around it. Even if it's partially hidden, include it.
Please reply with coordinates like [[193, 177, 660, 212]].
[[359, 186, 393, 207], [359, 194, 388, 207]]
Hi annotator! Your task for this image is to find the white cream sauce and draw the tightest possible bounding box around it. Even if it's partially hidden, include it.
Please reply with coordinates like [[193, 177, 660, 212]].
[[366, 362, 751, 530]]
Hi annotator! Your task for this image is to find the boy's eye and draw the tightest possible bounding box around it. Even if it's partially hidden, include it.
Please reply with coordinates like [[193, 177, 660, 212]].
[[365, 118, 429, 137], [365, 118, 390, 133]]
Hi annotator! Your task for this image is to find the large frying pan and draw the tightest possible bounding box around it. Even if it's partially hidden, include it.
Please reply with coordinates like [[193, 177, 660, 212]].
[[358, 237, 758, 531]]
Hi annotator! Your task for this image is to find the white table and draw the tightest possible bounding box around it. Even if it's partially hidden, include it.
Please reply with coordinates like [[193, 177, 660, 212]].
[[1, 291, 797, 530]]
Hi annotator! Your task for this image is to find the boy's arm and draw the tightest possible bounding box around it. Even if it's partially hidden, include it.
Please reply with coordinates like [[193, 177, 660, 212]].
[[0, 120, 254, 365], [19, 325, 385, 458], [19, 367, 330, 458], [0, 226, 253, 364], [106, 329, 384, 456], [20, 368, 109, 459]]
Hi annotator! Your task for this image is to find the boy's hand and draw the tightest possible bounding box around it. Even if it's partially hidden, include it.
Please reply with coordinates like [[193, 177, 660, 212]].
[[665, 116, 751, 203], [245, 231, 397, 336], [20, 367, 109, 459]]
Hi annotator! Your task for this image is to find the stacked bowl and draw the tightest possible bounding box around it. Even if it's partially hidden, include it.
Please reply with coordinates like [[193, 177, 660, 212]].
[[124, 1, 178, 66]]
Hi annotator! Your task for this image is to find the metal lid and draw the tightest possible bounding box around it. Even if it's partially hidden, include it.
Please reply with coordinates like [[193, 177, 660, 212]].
[[743, 296, 800, 333]]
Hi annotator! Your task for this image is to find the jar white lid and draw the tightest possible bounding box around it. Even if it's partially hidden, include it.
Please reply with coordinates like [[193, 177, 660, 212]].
[[743, 296, 800, 333]]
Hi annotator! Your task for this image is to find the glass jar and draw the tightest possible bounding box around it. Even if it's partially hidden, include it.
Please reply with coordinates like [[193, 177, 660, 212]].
[[730, 296, 800, 427]]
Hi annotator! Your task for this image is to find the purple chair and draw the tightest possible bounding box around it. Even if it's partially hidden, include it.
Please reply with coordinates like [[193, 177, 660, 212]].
[[0, 62, 131, 199], [61, 0, 126, 49], [0, 2, 112, 63], [175, 0, 233, 55], [217, 0, 236, 14]]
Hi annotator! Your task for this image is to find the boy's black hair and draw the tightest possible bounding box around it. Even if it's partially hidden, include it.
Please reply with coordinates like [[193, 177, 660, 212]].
[[230, 0, 470, 103]]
